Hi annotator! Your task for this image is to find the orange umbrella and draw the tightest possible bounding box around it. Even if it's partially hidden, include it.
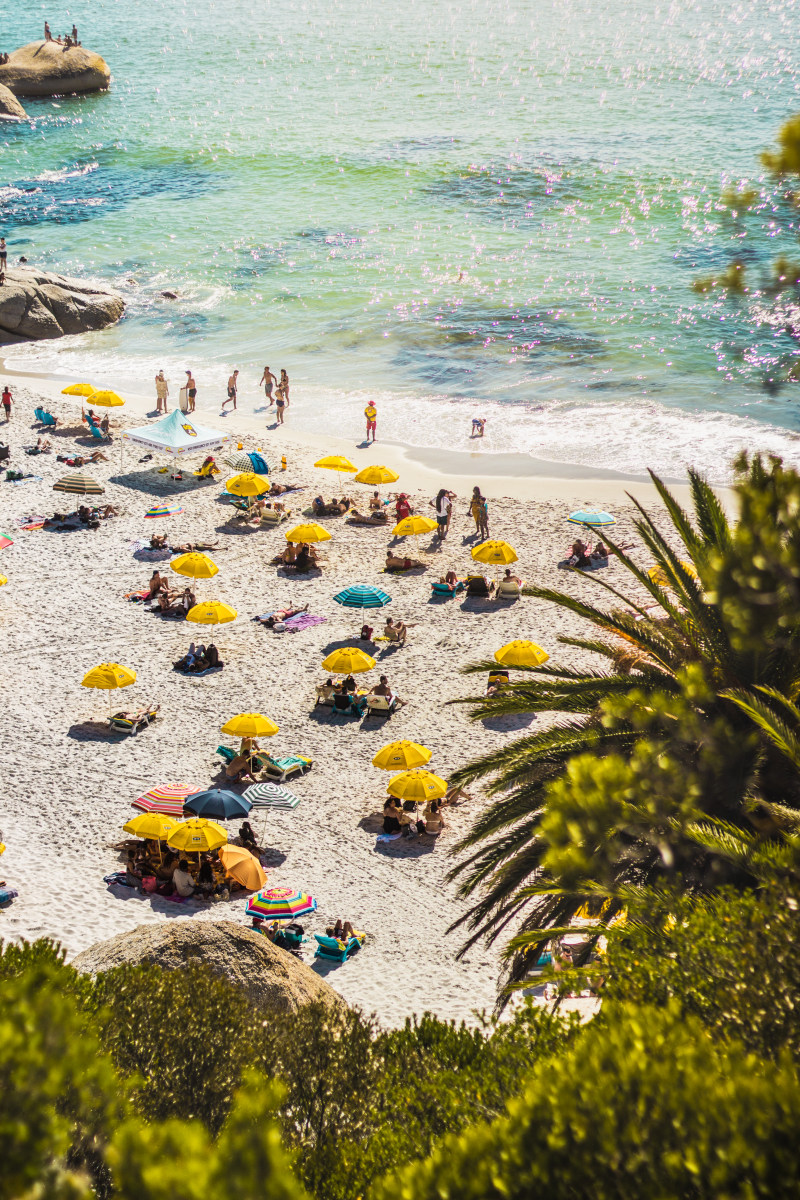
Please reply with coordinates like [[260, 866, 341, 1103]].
[[218, 845, 266, 891]]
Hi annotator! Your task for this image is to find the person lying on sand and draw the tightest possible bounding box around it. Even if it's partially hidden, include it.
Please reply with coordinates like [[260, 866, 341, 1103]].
[[149, 533, 168, 549], [255, 603, 309, 627], [591, 541, 609, 562], [385, 551, 425, 571], [348, 508, 388, 525], [567, 539, 591, 568], [444, 784, 472, 806]]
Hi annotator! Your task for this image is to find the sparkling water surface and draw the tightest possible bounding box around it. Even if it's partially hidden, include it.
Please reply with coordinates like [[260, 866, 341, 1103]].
[[1, 0, 799, 479]]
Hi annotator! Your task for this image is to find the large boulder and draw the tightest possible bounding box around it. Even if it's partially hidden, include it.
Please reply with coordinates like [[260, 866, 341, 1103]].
[[71, 919, 345, 1015], [0, 267, 124, 343], [0, 82, 26, 119], [0, 41, 110, 97]]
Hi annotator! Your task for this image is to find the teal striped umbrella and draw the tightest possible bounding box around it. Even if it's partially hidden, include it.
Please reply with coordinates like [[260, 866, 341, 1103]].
[[334, 583, 392, 630], [567, 510, 616, 527]]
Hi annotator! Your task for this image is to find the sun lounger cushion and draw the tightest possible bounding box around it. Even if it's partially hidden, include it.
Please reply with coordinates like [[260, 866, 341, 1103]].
[[314, 933, 364, 962], [431, 581, 464, 595]]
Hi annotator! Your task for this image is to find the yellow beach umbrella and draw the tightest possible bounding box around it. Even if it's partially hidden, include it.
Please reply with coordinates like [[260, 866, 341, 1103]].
[[218, 845, 266, 891], [61, 383, 97, 397], [221, 713, 279, 738], [87, 389, 125, 407], [315, 454, 357, 487], [285, 522, 331, 544], [82, 663, 137, 690], [123, 813, 178, 841], [226, 472, 270, 498], [387, 769, 448, 802], [170, 552, 219, 580], [167, 818, 227, 854], [472, 539, 518, 566], [393, 515, 437, 538], [315, 454, 356, 473], [322, 646, 376, 674], [373, 740, 432, 771], [0, 576, 6, 587], [186, 600, 237, 626], [494, 640, 549, 668], [354, 465, 400, 486], [648, 561, 698, 589]]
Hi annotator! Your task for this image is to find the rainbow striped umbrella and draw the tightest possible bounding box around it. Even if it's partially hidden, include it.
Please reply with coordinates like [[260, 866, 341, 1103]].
[[132, 782, 204, 817], [0, 532, 13, 550], [245, 886, 317, 921], [145, 503, 184, 519]]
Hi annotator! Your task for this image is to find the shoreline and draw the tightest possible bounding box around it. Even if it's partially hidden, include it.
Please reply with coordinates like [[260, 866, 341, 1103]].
[[0, 356, 722, 509]]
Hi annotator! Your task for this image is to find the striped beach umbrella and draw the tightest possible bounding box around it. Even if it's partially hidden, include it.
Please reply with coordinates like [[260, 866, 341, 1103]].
[[224, 451, 270, 475], [243, 782, 300, 810], [145, 503, 184, 519], [53, 472, 105, 496], [0, 532, 13, 550], [132, 782, 204, 817], [334, 583, 392, 610], [246, 886, 317, 920], [567, 510, 616, 527]]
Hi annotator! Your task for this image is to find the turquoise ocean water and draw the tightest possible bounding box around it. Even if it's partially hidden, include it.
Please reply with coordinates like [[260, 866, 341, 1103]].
[[0, 0, 799, 480]]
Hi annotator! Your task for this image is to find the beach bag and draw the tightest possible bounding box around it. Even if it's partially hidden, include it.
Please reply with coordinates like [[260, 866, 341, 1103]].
[[272, 621, 286, 631]]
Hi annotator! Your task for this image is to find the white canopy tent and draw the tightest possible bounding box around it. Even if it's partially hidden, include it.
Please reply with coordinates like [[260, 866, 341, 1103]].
[[121, 410, 230, 461]]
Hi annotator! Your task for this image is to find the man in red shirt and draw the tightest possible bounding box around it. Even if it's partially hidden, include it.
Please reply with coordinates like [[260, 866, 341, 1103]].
[[1, 386, 12, 422]]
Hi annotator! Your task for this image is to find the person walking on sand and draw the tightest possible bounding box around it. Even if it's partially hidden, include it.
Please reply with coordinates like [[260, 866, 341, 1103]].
[[223, 369, 239, 411], [260, 366, 278, 405], [1, 385, 12, 422], [364, 401, 377, 443], [155, 369, 169, 414], [467, 486, 489, 539], [431, 488, 453, 541], [185, 370, 197, 413]]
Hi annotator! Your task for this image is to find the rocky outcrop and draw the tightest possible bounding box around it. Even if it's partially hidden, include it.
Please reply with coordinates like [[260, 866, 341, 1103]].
[[0, 41, 110, 98], [0, 267, 124, 343], [71, 919, 345, 1015], [0, 82, 26, 119]]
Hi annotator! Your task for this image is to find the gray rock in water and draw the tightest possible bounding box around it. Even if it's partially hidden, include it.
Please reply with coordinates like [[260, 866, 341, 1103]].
[[0, 41, 111, 98], [0, 82, 26, 119], [71, 919, 345, 1015], [0, 267, 124, 344]]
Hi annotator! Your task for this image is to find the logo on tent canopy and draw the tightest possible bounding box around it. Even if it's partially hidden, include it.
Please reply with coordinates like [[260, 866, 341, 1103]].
[[181, 423, 197, 436]]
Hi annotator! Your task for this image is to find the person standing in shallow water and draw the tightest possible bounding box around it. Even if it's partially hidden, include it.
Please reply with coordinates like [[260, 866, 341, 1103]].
[[275, 383, 287, 424], [223, 369, 239, 411], [364, 401, 377, 443], [185, 370, 197, 413], [260, 366, 277, 405]]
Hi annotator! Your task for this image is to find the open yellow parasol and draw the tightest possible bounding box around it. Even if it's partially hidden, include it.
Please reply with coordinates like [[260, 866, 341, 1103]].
[[82, 663, 136, 690], [186, 600, 237, 625], [285, 522, 331, 544], [226, 472, 270, 498], [472, 539, 518, 566], [372, 740, 432, 771], [167, 818, 227, 854], [219, 845, 266, 891], [221, 713, 279, 737], [494, 640, 549, 668], [87, 389, 125, 408], [170, 552, 219, 580], [322, 646, 376, 673], [0, 576, 6, 587], [123, 813, 178, 841], [354, 465, 399, 486], [61, 383, 97, 397], [387, 769, 448, 802], [393, 515, 437, 538], [315, 454, 357, 487]]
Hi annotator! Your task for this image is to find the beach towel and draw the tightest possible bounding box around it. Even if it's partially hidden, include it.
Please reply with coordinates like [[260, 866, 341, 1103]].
[[103, 872, 137, 889], [375, 833, 402, 843], [284, 613, 327, 632], [125, 589, 150, 601], [19, 516, 47, 529], [0, 887, 19, 905]]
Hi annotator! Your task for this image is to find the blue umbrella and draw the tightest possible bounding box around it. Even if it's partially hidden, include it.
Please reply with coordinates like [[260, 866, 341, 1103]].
[[567, 510, 616, 527], [333, 584, 392, 610], [183, 788, 252, 820]]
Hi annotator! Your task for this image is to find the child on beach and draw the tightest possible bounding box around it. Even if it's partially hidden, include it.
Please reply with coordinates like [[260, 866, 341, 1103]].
[[471, 417, 486, 437]]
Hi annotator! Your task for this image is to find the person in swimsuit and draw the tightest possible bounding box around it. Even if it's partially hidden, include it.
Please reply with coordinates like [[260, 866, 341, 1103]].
[[0, 239, 6, 275], [185, 370, 197, 413], [275, 385, 287, 424], [471, 417, 486, 437], [155, 370, 169, 413], [259, 366, 277, 404], [223, 370, 239, 411], [280, 369, 289, 401], [44, 21, 52, 40]]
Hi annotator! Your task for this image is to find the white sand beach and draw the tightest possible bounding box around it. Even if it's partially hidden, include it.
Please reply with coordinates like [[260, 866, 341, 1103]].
[[0, 373, 690, 1024]]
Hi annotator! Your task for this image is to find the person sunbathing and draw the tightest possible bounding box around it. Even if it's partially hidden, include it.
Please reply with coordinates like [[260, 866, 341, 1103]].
[[424, 799, 446, 834], [272, 542, 297, 566], [591, 541, 609, 561], [225, 753, 258, 783], [174, 642, 203, 671], [148, 570, 168, 599], [149, 533, 168, 549], [444, 784, 472, 806], [292, 543, 318, 572], [383, 797, 403, 833], [568, 539, 591, 568], [368, 491, 382, 510], [385, 551, 425, 571], [370, 674, 393, 699], [330, 919, 357, 940], [239, 821, 260, 855], [384, 616, 407, 644], [256, 603, 309, 627], [348, 506, 388, 524], [501, 568, 522, 587]]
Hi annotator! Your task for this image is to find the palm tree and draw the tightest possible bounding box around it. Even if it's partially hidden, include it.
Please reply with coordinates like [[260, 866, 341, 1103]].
[[448, 461, 800, 998]]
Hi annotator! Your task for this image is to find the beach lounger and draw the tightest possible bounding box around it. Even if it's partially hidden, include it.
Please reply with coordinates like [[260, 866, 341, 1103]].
[[431, 580, 465, 597], [465, 574, 494, 597], [87, 422, 109, 441], [365, 694, 398, 718], [216, 745, 312, 781], [314, 932, 364, 963], [37, 410, 57, 428], [108, 704, 160, 735], [315, 685, 335, 706], [332, 692, 367, 718], [260, 508, 291, 526], [495, 579, 524, 601]]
